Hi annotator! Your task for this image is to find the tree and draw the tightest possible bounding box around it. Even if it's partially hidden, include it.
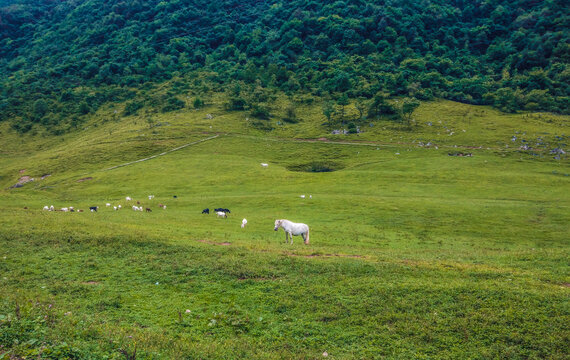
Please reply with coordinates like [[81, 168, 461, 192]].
[[193, 97, 204, 109], [283, 104, 298, 123], [32, 99, 48, 121], [401, 98, 420, 128], [355, 97, 367, 120], [369, 92, 396, 118], [322, 101, 335, 128], [78, 101, 90, 115], [337, 94, 349, 123]]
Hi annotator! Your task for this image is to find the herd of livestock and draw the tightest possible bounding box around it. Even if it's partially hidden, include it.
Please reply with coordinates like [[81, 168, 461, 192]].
[[42, 195, 169, 213], [40, 194, 312, 243], [40, 195, 243, 225]]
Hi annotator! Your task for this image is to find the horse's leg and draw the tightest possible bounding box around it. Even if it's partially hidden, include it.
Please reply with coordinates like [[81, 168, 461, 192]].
[[289, 232, 293, 244], [284, 230, 288, 243]]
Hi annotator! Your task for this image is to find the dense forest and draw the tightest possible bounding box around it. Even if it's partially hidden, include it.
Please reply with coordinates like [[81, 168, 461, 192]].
[[0, 0, 568, 133]]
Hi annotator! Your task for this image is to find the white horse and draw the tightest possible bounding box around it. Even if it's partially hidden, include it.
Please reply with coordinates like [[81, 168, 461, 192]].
[[274, 219, 309, 245]]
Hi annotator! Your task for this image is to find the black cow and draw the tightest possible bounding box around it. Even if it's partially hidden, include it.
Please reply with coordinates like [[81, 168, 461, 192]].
[[89, 206, 98, 212], [202, 208, 210, 214]]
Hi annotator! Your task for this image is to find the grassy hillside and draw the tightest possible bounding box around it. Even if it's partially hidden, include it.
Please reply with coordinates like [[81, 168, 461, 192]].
[[0, 99, 569, 358]]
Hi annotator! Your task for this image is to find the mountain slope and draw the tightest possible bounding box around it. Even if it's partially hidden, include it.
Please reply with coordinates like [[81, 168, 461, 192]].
[[0, 0, 569, 131]]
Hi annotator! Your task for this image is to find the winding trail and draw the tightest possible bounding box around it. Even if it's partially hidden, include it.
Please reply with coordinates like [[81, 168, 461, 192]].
[[102, 134, 219, 171]]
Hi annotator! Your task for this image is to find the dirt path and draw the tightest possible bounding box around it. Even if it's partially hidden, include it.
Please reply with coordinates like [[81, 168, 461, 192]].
[[102, 134, 219, 171]]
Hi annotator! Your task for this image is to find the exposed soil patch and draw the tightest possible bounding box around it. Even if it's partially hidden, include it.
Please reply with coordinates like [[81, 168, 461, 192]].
[[11, 176, 35, 188], [17, 176, 33, 183], [562, 283, 570, 288], [196, 239, 231, 246], [237, 276, 276, 281], [82, 281, 101, 285], [77, 177, 93, 182]]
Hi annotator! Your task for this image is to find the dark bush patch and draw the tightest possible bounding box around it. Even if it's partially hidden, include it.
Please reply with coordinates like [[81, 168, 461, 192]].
[[287, 161, 343, 172], [251, 120, 274, 131]]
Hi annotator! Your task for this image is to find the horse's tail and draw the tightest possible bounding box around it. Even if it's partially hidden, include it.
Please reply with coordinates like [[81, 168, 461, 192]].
[[305, 227, 310, 245]]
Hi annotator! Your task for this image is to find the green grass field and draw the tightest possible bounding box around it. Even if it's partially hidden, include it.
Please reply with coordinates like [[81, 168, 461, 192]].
[[1, 99, 568, 359]]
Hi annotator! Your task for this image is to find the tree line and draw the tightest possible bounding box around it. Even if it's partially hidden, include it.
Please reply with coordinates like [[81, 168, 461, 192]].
[[0, 0, 568, 133]]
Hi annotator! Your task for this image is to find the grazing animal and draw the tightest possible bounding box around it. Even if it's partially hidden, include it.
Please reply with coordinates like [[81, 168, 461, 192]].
[[49, 205, 55, 211], [300, 195, 305, 199], [137, 201, 140, 205], [126, 196, 132, 201], [261, 163, 268, 168], [274, 219, 310, 245], [114, 206, 118, 210], [106, 203, 111, 207], [78, 209, 84, 212], [202, 208, 210, 214], [43, 206, 49, 211], [216, 211, 227, 218], [89, 206, 98, 212], [146, 208, 152, 212], [162, 205, 166, 209], [61, 207, 69, 212], [241, 218, 247, 228], [158, 203, 165, 208], [118, 205, 122, 209], [173, 195, 177, 198], [148, 195, 154, 200]]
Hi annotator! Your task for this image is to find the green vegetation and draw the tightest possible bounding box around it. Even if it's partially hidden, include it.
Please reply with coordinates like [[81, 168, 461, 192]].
[[0, 98, 568, 358], [0, 0, 568, 357], [1, 0, 569, 135]]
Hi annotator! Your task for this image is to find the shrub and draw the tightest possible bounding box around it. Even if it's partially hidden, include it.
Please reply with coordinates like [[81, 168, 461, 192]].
[[283, 104, 298, 123], [161, 97, 185, 112], [250, 103, 270, 119], [123, 101, 144, 116]]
